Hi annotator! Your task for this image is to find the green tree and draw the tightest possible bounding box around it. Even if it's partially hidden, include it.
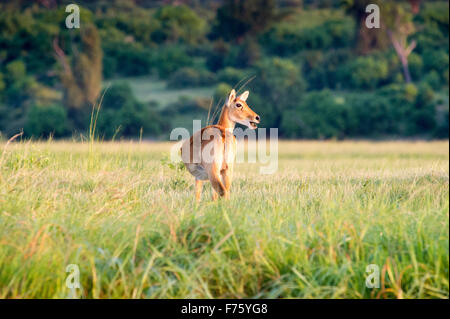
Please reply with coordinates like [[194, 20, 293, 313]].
[[341, 55, 389, 89], [281, 90, 353, 139], [96, 83, 164, 138], [213, 0, 277, 41], [3, 59, 37, 107], [152, 5, 206, 44], [252, 57, 306, 128], [25, 104, 68, 138]]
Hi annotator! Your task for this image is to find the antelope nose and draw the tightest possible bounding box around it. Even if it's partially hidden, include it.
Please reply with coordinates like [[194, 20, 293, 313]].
[[255, 115, 260, 122]]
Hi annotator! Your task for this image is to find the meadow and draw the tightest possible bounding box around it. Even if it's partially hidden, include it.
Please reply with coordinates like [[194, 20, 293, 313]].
[[0, 140, 448, 298]]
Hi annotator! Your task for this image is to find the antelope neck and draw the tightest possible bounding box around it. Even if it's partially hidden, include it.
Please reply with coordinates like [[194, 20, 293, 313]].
[[217, 105, 235, 131]]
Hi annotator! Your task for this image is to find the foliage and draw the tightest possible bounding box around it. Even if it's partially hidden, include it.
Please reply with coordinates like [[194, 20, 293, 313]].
[[94, 83, 165, 139], [251, 57, 306, 128], [280, 83, 443, 139], [281, 90, 354, 139], [167, 67, 216, 89], [153, 5, 207, 45], [217, 67, 247, 86], [213, 0, 277, 41], [260, 13, 356, 55], [0, 1, 448, 139], [102, 42, 153, 78], [340, 55, 390, 89], [153, 46, 194, 79], [24, 104, 68, 138]]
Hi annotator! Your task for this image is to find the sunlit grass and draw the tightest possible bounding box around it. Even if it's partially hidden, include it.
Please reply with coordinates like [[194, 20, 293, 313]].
[[0, 140, 448, 298]]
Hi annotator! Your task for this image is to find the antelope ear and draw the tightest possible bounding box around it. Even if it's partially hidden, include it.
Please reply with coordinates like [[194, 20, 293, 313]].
[[238, 90, 249, 102], [227, 89, 236, 106]]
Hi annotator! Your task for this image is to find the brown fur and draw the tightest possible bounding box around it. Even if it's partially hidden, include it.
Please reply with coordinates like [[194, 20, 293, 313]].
[[181, 89, 259, 201]]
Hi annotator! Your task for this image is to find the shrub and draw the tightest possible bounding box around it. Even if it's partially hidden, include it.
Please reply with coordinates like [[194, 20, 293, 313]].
[[2, 60, 37, 107], [167, 67, 216, 89], [153, 46, 193, 78], [102, 42, 153, 78], [161, 97, 210, 132], [423, 70, 441, 90], [376, 83, 425, 136], [217, 67, 247, 87], [301, 48, 353, 90], [280, 90, 353, 139], [260, 16, 355, 56], [279, 83, 443, 139], [422, 49, 449, 83], [5, 60, 26, 82], [96, 83, 164, 138], [213, 0, 277, 41], [214, 83, 233, 103], [152, 5, 206, 45], [408, 52, 424, 79], [252, 57, 306, 128], [341, 55, 389, 89], [25, 104, 68, 138]]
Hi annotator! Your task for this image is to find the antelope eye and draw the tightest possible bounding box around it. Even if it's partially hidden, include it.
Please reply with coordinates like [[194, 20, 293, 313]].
[[236, 103, 242, 108]]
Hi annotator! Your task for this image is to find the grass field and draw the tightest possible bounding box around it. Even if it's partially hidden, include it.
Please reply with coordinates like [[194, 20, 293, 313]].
[[0, 140, 448, 298]]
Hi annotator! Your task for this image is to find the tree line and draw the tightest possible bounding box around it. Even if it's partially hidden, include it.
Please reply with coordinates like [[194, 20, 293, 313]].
[[0, 0, 448, 139]]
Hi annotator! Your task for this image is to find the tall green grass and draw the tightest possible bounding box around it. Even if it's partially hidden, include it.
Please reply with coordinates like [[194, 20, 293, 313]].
[[0, 140, 448, 298]]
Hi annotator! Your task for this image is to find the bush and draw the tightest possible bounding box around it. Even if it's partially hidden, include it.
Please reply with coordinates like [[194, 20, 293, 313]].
[[217, 67, 247, 87], [25, 104, 68, 138], [423, 70, 441, 90], [252, 57, 306, 128], [152, 5, 206, 45], [301, 48, 353, 90], [167, 67, 216, 89], [214, 83, 233, 103], [422, 49, 449, 83], [280, 90, 353, 139], [204, 40, 260, 71], [279, 83, 444, 139], [5, 60, 26, 82], [408, 52, 424, 79], [376, 83, 436, 136], [340, 55, 389, 89], [2, 60, 37, 107], [96, 83, 164, 138], [205, 40, 230, 72], [233, 39, 262, 68], [260, 16, 355, 56], [102, 42, 153, 78], [161, 97, 210, 132], [153, 46, 194, 78]]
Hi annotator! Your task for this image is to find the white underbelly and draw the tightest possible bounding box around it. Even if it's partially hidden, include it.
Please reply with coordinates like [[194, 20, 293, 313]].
[[186, 163, 209, 180]]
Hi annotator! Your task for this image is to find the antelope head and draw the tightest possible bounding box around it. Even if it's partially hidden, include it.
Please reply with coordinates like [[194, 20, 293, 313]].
[[226, 89, 260, 129]]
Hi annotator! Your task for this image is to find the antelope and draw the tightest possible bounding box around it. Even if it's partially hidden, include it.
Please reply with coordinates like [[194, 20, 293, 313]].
[[181, 89, 260, 201]]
